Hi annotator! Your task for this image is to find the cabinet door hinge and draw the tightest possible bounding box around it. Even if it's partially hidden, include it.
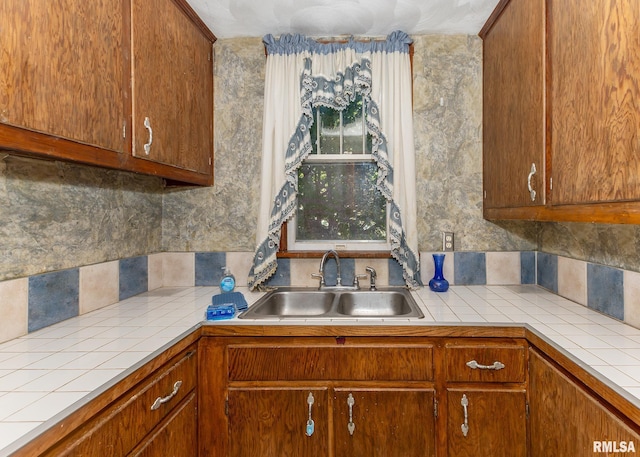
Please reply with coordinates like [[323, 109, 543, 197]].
[[526, 402, 529, 419], [550, 177, 553, 190], [225, 397, 229, 416], [434, 398, 438, 418], [122, 121, 126, 139]]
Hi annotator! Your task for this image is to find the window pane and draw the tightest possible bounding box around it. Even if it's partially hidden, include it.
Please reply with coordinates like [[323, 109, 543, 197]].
[[318, 105, 341, 154], [296, 162, 386, 241], [342, 96, 363, 154]]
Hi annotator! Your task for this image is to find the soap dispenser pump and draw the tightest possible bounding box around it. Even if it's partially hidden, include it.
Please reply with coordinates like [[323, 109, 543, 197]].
[[220, 267, 236, 293]]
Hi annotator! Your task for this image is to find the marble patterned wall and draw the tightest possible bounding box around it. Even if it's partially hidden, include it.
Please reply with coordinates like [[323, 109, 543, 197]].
[[0, 155, 163, 281], [162, 37, 265, 252], [162, 34, 538, 256], [539, 222, 640, 272]]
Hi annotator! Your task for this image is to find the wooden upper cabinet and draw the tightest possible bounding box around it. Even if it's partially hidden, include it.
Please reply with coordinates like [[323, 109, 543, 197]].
[[481, 0, 640, 223], [549, 0, 640, 205], [131, 0, 214, 176], [0, 0, 128, 154], [0, 0, 215, 185], [481, 0, 545, 210]]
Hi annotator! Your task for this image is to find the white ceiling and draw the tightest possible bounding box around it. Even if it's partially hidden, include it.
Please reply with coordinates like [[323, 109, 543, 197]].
[[186, 0, 501, 39]]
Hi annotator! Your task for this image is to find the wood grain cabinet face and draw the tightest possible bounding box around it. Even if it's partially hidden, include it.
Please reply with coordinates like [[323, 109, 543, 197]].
[[481, 0, 640, 222], [129, 392, 198, 457], [131, 0, 213, 175], [548, 0, 640, 205], [446, 388, 527, 457], [443, 339, 528, 457], [222, 338, 436, 457], [481, 0, 545, 210], [444, 342, 526, 383], [333, 388, 436, 457], [1, 0, 214, 185], [0, 0, 128, 153], [36, 345, 198, 457], [227, 388, 330, 457], [529, 349, 640, 457]]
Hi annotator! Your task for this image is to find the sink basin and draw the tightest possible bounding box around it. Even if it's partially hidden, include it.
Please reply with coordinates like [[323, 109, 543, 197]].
[[239, 288, 423, 319], [245, 290, 335, 317], [336, 291, 417, 317]]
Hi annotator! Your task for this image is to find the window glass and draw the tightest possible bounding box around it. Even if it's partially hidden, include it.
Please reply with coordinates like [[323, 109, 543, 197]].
[[290, 94, 387, 251]]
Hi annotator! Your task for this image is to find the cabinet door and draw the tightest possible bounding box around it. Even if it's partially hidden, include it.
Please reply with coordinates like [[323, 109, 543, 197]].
[[447, 388, 527, 457], [227, 388, 329, 457], [0, 0, 127, 153], [482, 0, 545, 209], [334, 388, 436, 457], [131, 0, 213, 174], [129, 393, 197, 457], [529, 349, 640, 457], [549, 0, 640, 205]]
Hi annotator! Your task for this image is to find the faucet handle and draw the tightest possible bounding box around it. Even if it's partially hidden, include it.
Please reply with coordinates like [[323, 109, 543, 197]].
[[354, 274, 368, 289], [311, 273, 324, 288]]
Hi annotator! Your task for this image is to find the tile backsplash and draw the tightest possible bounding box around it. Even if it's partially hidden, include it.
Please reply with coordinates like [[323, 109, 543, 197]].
[[1, 250, 639, 343]]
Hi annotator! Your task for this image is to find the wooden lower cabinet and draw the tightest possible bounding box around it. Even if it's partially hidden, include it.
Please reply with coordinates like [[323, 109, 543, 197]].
[[226, 386, 435, 457], [446, 388, 527, 457], [529, 348, 640, 457], [11, 342, 198, 457], [334, 388, 436, 457], [129, 392, 198, 457], [227, 388, 330, 457]]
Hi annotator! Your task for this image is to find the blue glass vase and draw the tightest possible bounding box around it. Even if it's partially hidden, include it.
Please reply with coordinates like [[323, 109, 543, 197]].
[[429, 253, 449, 292]]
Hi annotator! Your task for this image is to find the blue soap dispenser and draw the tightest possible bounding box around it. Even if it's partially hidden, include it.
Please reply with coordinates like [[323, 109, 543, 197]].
[[220, 267, 236, 293]]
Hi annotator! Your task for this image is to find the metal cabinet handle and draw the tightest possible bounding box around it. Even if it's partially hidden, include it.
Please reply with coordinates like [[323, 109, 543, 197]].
[[527, 163, 537, 201], [151, 380, 182, 410], [143, 117, 153, 155], [466, 360, 505, 371], [461, 394, 469, 437], [305, 392, 315, 436], [347, 393, 355, 436]]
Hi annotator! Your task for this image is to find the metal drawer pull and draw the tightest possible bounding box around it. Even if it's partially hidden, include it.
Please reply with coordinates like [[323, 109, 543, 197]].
[[466, 360, 505, 371], [461, 394, 469, 437], [143, 117, 153, 155], [347, 393, 355, 435], [151, 380, 182, 410], [527, 163, 537, 201], [306, 392, 315, 436]]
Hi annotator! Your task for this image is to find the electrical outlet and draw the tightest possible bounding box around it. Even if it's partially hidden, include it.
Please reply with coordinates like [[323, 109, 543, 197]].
[[443, 232, 454, 251]]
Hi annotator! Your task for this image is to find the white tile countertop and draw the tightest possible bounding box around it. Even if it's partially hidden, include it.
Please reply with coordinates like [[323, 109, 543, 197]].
[[2, 284, 640, 454]]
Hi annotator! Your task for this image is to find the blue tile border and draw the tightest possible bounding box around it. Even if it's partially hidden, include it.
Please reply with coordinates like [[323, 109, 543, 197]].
[[537, 252, 558, 293], [265, 258, 291, 287], [388, 259, 406, 286], [195, 252, 227, 286], [14, 250, 635, 335], [119, 256, 148, 300], [587, 264, 624, 320], [521, 251, 536, 285], [454, 252, 486, 285], [28, 269, 79, 332]]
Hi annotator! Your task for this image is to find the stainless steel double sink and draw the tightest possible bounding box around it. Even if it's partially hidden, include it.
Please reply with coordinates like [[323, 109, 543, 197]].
[[239, 287, 424, 319]]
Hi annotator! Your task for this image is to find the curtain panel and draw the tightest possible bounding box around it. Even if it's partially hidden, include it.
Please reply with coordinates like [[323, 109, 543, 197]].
[[248, 31, 420, 290]]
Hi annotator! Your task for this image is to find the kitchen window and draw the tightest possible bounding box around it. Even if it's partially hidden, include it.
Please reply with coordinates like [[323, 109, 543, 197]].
[[287, 94, 390, 252]]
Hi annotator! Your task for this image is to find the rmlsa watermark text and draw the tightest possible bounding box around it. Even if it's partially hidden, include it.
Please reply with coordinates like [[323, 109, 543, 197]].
[[593, 441, 636, 453]]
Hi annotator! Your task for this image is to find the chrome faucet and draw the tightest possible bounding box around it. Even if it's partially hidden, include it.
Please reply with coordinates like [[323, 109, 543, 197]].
[[312, 250, 342, 289]]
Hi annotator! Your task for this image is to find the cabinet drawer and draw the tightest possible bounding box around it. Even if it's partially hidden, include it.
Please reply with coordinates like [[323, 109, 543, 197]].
[[445, 342, 526, 383], [46, 345, 198, 456], [228, 344, 434, 381]]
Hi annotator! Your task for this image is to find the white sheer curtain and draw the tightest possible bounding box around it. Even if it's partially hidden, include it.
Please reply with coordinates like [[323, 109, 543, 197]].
[[248, 31, 420, 290]]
